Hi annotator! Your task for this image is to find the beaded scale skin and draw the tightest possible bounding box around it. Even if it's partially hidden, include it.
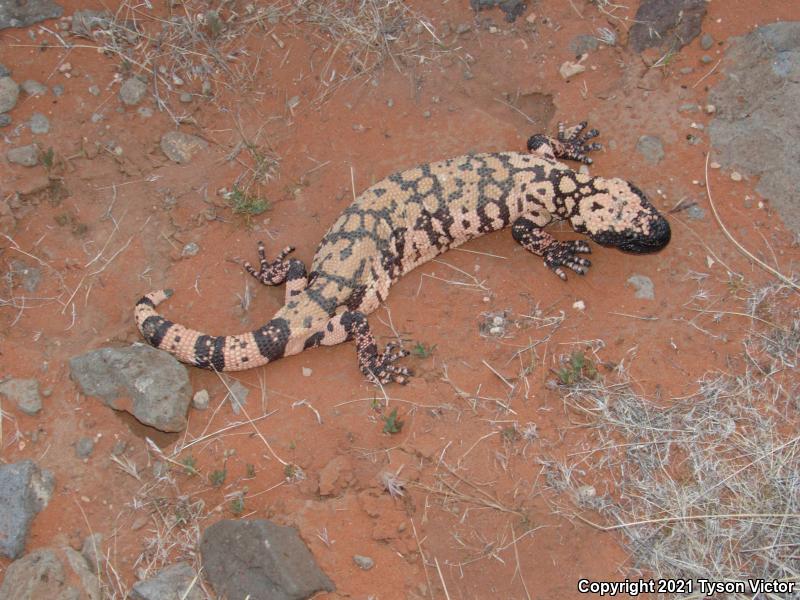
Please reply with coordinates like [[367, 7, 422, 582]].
[[135, 122, 671, 384]]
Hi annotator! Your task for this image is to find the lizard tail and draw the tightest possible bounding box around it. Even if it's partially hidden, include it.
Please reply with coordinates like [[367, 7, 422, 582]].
[[134, 289, 292, 371]]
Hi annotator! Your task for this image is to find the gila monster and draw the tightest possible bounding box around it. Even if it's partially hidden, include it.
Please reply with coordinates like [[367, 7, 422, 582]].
[[135, 122, 671, 384]]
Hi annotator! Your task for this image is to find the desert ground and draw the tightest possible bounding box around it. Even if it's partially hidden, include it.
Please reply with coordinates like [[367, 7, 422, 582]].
[[1, 0, 799, 598]]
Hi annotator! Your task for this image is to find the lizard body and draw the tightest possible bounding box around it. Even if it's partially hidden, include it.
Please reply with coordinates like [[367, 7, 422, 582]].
[[135, 124, 670, 383]]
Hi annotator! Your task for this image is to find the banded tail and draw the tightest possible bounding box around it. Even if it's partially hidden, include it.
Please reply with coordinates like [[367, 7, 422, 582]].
[[134, 289, 293, 371]]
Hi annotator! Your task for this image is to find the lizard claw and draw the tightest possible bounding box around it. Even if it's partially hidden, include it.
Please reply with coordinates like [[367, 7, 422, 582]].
[[544, 240, 592, 280], [364, 342, 412, 385]]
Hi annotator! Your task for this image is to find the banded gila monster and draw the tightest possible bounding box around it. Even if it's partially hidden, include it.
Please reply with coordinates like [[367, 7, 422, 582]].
[[135, 122, 670, 384]]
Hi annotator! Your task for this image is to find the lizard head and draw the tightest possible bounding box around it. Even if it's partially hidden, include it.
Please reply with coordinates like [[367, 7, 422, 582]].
[[570, 177, 671, 254]]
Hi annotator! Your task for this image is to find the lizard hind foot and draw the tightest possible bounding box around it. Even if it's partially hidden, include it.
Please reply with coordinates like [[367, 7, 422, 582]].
[[362, 342, 412, 385], [243, 242, 297, 286]]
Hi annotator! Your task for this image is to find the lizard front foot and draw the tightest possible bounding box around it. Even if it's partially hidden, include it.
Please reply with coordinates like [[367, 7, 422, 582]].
[[554, 121, 603, 164], [543, 240, 592, 280]]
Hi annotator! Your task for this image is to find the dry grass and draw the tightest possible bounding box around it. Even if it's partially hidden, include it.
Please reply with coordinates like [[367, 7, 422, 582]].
[[539, 283, 800, 597]]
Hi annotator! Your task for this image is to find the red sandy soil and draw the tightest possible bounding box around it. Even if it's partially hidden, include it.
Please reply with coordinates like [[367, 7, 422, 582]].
[[1, 0, 798, 598]]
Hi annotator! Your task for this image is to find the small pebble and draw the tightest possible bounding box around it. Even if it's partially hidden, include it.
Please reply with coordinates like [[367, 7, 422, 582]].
[[181, 242, 200, 258], [422, 110, 431, 119], [679, 67, 694, 74], [678, 103, 698, 113], [7, 144, 39, 167], [58, 63, 72, 73], [701, 55, 713, 64], [111, 440, 128, 455], [302, 367, 312, 377], [88, 85, 100, 96], [730, 171, 742, 182], [704, 104, 716, 114], [700, 33, 714, 50], [137, 106, 153, 118], [456, 23, 471, 34], [52, 84, 64, 97], [0, 114, 11, 127], [179, 92, 192, 103], [75, 436, 95, 459], [572, 300, 586, 311], [353, 555, 375, 571], [22, 79, 47, 96], [710, 161, 721, 169], [29, 113, 50, 134], [192, 389, 209, 410], [202, 80, 212, 95], [90, 113, 103, 123], [386, 98, 394, 108]]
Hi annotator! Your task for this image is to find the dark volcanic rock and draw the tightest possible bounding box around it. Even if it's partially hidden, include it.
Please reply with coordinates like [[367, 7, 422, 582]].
[[201, 519, 335, 600], [628, 0, 706, 53], [708, 22, 800, 233], [0, 0, 63, 30]]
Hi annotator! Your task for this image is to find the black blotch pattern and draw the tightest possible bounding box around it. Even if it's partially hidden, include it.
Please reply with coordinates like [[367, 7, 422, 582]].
[[141, 315, 172, 348], [252, 317, 291, 360]]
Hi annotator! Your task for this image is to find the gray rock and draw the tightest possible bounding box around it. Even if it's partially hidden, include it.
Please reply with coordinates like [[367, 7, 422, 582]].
[[81, 533, 104, 572], [0, 76, 19, 112], [10, 260, 42, 292], [130, 562, 204, 600], [70, 9, 111, 37], [700, 32, 714, 50], [700, 54, 712, 64], [0, 0, 63, 30], [75, 437, 95, 459], [179, 92, 192, 103], [628, 0, 706, 53], [635, 135, 665, 164], [192, 389, 209, 410], [69, 345, 192, 432], [29, 113, 50, 134], [0, 113, 10, 127], [21, 79, 47, 96], [160, 131, 208, 164], [7, 145, 40, 167], [228, 380, 248, 415], [0, 63, 9, 77], [627, 274, 655, 300], [0, 547, 100, 600], [569, 34, 600, 56], [708, 22, 800, 233], [88, 85, 100, 96], [51, 84, 64, 97], [119, 77, 147, 106], [353, 554, 375, 570], [137, 106, 153, 118], [201, 519, 335, 600], [0, 460, 54, 559], [0, 378, 42, 416], [90, 112, 103, 123], [678, 103, 699, 112]]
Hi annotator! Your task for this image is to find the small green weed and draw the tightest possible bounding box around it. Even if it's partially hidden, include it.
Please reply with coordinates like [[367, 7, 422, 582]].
[[411, 341, 436, 358], [181, 455, 199, 476], [557, 351, 598, 385], [382, 408, 404, 434], [226, 185, 270, 216], [209, 468, 227, 488], [230, 496, 245, 515]]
